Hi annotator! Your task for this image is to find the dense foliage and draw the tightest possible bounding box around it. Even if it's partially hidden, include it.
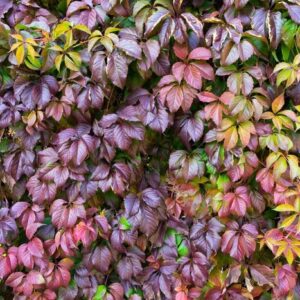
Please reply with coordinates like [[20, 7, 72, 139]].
[[1, 0, 300, 299]]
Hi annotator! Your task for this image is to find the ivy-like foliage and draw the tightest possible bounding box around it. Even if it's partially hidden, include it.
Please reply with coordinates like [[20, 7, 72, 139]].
[[1, 0, 300, 299]]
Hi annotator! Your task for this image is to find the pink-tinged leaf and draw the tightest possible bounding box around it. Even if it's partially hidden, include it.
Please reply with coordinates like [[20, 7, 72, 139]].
[[173, 42, 189, 60], [188, 47, 212, 61], [166, 85, 184, 113], [172, 62, 186, 82], [184, 64, 202, 89], [193, 62, 215, 81], [197, 91, 218, 103], [107, 51, 128, 89], [250, 264, 274, 287]]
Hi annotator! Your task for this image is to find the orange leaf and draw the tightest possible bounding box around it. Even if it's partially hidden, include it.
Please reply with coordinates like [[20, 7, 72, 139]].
[[272, 94, 284, 114]]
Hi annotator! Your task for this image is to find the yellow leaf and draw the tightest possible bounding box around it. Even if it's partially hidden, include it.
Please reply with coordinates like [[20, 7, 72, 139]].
[[287, 155, 300, 180], [73, 24, 91, 35], [55, 54, 63, 71], [279, 214, 297, 229], [67, 51, 81, 67], [88, 37, 100, 52], [16, 45, 25, 65], [100, 36, 114, 53], [50, 45, 63, 52], [27, 44, 38, 58], [273, 156, 287, 180], [266, 152, 281, 168], [64, 30, 73, 49], [53, 21, 71, 39], [64, 55, 79, 71], [275, 244, 286, 258], [25, 38, 38, 46], [10, 42, 22, 52], [272, 116, 282, 131], [284, 248, 294, 265], [11, 34, 23, 41], [274, 204, 296, 212], [104, 27, 120, 35]]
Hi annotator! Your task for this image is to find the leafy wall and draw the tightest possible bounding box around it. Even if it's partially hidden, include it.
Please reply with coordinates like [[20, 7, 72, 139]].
[[0, 0, 300, 299]]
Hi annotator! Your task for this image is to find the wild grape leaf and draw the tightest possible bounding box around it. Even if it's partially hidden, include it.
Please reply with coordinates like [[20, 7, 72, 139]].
[[175, 111, 204, 147], [249, 264, 274, 287], [274, 265, 297, 298], [221, 221, 258, 261], [107, 50, 129, 89], [50, 197, 86, 229], [74, 219, 97, 248], [14, 75, 58, 109], [0, 208, 18, 245], [0, 0, 12, 18], [190, 218, 224, 257], [219, 186, 251, 217], [169, 150, 205, 181], [284, 4, 300, 25], [251, 9, 282, 49]]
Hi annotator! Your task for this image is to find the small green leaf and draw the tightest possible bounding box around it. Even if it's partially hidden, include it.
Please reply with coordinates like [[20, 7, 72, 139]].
[[217, 174, 230, 191], [93, 285, 107, 300], [0, 138, 9, 153], [177, 241, 189, 257], [119, 216, 132, 230]]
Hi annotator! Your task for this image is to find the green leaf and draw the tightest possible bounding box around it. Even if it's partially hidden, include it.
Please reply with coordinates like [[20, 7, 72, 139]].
[[282, 20, 298, 49], [0, 138, 9, 153], [217, 174, 230, 191], [177, 241, 189, 257], [119, 216, 132, 230], [93, 285, 107, 300], [276, 69, 292, 87]]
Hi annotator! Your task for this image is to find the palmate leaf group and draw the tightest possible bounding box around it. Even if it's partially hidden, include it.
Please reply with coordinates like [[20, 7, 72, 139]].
[[1, 0, 300, 299]]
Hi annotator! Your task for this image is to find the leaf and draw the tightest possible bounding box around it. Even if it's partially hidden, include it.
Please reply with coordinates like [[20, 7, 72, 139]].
[[250, 265, 274, 287], [224, 126, 238, 150], [64, 55, 79, 71], [221, 41, 239, 65], [93, 285, 107, 300], [145, 8, 170, 36], [119, 216, 132, 231], [55, 54, 63, 71], [107, 51, 128, 89], [284, 4, 300, 25], [274, 204, 296, 212], [116, 40, 142, 60], [287, 155, 300, 180], [272, 94, 284, 114], [53, 21, 71, 39], [188, 47, 212, 61], [16, 45, 25, 65], [280, 214, 297, 229]]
